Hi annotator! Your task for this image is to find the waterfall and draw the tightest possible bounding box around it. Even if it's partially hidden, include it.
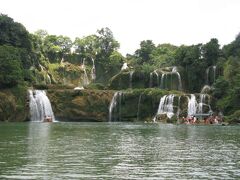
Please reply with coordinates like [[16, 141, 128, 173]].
[[129, 71, 134, 89], [156, 94, 175, 119], [160, 67, 182, 90], [91, 58, 96, 81], [109, 92, 122, 121], [46, 74, 51, 84], [149, 72, 153, 88], [176, 96, 181, 120], [28, 90, 55, 122], [187, 94, 197, 117], [172, 67, 182, 90], [137, 93, 143, 121], [213, 65, 216, 83], [154, 70, 160, 87], [198, 94, 206, 115], [121, 63, 128, 70], [160, 73, 165, 89], [206, 65, 217, 85], [201, 85, 211, 94], [82, 59, 89, 86]]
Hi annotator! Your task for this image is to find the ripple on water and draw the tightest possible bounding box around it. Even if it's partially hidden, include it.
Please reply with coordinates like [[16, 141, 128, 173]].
[[0, 123, 240, 179]]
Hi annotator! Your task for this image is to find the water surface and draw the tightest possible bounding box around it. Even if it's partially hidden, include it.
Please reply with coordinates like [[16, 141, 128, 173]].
[[0, 122, 239, 179]]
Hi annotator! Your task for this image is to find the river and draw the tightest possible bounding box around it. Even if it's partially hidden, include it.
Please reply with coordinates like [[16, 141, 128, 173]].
[[0, 122, 239, 179]]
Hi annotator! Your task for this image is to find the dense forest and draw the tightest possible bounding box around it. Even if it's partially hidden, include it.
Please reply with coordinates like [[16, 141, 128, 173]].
[[0, 14, 240, 122]]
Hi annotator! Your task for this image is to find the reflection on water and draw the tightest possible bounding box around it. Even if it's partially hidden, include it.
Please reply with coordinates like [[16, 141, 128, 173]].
[[0, 122, 240, 179]]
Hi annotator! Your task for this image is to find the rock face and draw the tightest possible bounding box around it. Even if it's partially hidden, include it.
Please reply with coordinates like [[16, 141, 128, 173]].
[[0, 86, 29, 122], [47, 89, 114, 121]]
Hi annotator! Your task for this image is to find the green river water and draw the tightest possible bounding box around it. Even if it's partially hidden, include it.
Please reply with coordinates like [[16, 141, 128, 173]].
[[0, 122, 239, 179]]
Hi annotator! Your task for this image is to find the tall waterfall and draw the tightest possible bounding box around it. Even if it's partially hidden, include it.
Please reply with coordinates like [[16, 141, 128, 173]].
[[109, 92, 122, 121], [187, 94, 197, 117], [172, 67, 182, 90], [156, 94, 175, 119], [206, 65, 217, 85], [28, 90, 55, 122], [160, 73, 165, 89], [198, 94, 206, 115], [91, 58, 96, 81], [82, 59, 89, 86], [213, 65, 216, 83], [129, 71, 134, 89], [154, 70, 160, 87]]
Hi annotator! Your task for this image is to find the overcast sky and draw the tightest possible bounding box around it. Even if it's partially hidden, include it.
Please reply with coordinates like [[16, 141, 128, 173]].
[[1, 0, 240, 55]]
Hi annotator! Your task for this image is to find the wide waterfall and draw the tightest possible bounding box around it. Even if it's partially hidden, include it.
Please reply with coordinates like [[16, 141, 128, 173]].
[[28, 90, 55, 122], [109, 92, 122, 121], [156, 94, 175, 119]]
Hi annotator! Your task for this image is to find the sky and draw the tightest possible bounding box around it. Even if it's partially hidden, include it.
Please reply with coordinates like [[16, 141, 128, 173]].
[[1, 0, 240, 55]]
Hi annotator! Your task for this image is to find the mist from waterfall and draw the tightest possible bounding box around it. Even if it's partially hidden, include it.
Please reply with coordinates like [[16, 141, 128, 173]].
[[28, 90, 55, 122]]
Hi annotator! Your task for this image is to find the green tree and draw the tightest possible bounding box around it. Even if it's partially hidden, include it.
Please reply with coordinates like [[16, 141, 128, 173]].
[[135, 40, 155, 64], [0, 45, 23, 88], [0, 14, 31, 50], [202, 38, 220, 66]]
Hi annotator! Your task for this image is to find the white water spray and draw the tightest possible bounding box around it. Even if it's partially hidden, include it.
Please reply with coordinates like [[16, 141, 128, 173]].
[[28, 90, 55, 122]]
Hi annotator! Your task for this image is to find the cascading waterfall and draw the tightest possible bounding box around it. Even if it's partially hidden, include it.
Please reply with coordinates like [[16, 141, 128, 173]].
[[187, 94, 197, 117], [201, 85, 211, 94], [213, 65, 216, 83], [129, 71, 134, 89], [160, 67, 182, 90], [91, 58, 96, 81], [82, 59, 89, 86], [156, 94, 175, 119], [46, 74, 51, 84], [176, 96, 181, 120], [28, 90, 55, 122], [109, 92, 122, 121], [206, 65, 217, 85], [198, 94, 206, 115], [121, 62, 128, 70], [160, 73, 165, 89], [172, 67, 182, 90], [154, 70, 160, 87]]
